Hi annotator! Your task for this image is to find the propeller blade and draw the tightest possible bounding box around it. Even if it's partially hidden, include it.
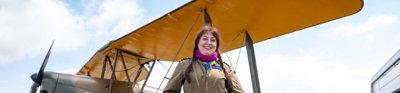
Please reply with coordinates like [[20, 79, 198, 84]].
[[35, 40, 54, 85]]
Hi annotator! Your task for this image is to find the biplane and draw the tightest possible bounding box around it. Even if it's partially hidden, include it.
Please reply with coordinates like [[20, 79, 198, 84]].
[[30, 0, 363, 93]]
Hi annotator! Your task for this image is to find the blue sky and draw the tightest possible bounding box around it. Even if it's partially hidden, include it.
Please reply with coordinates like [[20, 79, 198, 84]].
[[1, 0, 399, 93]]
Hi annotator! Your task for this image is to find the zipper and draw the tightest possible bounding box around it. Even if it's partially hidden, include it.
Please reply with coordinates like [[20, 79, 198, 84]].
[[193, 63, 200, 88], [206, 70, 208, 93], [204, 61, 209, 93]]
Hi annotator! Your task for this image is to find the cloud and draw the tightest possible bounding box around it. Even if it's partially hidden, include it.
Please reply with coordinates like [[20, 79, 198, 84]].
[[0, 0, 88, 63], [85, 0, 144, 43], [0, 0, 144, 63], [232, 48, 374, 93], [365, 34, 375, 45], [333, 14, 397, 36]]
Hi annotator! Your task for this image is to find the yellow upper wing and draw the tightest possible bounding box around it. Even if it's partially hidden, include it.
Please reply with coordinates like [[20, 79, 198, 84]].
[[77, 0, 363, 82]]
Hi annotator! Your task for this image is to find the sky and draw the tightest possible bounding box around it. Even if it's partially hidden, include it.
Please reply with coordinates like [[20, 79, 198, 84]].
[[0, 0, 399, 93]]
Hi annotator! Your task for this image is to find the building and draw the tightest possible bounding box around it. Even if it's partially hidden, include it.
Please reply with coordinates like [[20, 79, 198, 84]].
[[371, 50, 400, 93]]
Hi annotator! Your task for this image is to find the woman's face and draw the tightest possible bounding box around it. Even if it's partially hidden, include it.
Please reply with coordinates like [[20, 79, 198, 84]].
[[198, 31, 217, 56]]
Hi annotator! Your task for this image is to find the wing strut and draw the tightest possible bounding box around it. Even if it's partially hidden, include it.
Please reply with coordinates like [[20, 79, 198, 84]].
[[245, 31, 261, 93], [101, 56, 110, 79], [140, 60, 156, 92], [119, 51, 134, 93], [203, 9, 212, 26], [107, 56, 115, 78], [132, 59, 144, 91], [107, 49, 120, 93]]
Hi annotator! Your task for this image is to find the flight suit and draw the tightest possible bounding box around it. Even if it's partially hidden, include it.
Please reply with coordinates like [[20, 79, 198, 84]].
[[163, 58, 244, 93]]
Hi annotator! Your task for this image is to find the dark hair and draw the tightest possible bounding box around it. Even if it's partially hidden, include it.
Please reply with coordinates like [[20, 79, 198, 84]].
[[184, 26, 233, 89]]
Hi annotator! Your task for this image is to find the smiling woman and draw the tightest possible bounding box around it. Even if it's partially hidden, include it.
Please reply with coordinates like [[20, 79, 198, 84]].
[[196, 26, 219, 56], [163, 26, 244, 93]]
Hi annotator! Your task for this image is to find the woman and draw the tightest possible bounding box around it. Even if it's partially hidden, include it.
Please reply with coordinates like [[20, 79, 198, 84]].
[[163, 26, 244, 93]]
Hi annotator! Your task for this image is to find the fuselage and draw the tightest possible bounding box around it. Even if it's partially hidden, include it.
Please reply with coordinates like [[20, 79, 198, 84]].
[[39, 71, 154, 93]]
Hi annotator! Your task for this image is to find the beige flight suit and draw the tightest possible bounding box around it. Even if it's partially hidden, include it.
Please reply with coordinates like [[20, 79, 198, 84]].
[[163, 58, 244, 93]]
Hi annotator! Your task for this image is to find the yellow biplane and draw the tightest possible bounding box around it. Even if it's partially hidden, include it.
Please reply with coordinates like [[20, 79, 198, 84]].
[[30, 0, 363, 93]]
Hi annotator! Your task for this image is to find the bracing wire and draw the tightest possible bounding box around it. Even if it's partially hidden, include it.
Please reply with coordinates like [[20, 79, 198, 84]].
[[158, 61, 172, 74], [221, 30, 245, 85], [220, 31, 245, 85], [225, 53, 234, 70], [232, 32, 246, 85], [155, 10, 202, 92], [222, 30, 245, 72], [234, 32, 246, 71], [234, 47, 242, 71], [221, 30, 245, 52]]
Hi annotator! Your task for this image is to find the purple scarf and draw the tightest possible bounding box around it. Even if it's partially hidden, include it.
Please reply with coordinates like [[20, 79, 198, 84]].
[[195, 50, 218, 62]]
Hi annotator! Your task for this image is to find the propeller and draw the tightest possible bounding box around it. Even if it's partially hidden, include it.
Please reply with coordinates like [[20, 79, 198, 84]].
[[30, 40, 54, 93]]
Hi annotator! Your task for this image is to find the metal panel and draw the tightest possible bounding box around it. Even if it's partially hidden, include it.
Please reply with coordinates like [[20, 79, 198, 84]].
[[245, 31, 261, 93]]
